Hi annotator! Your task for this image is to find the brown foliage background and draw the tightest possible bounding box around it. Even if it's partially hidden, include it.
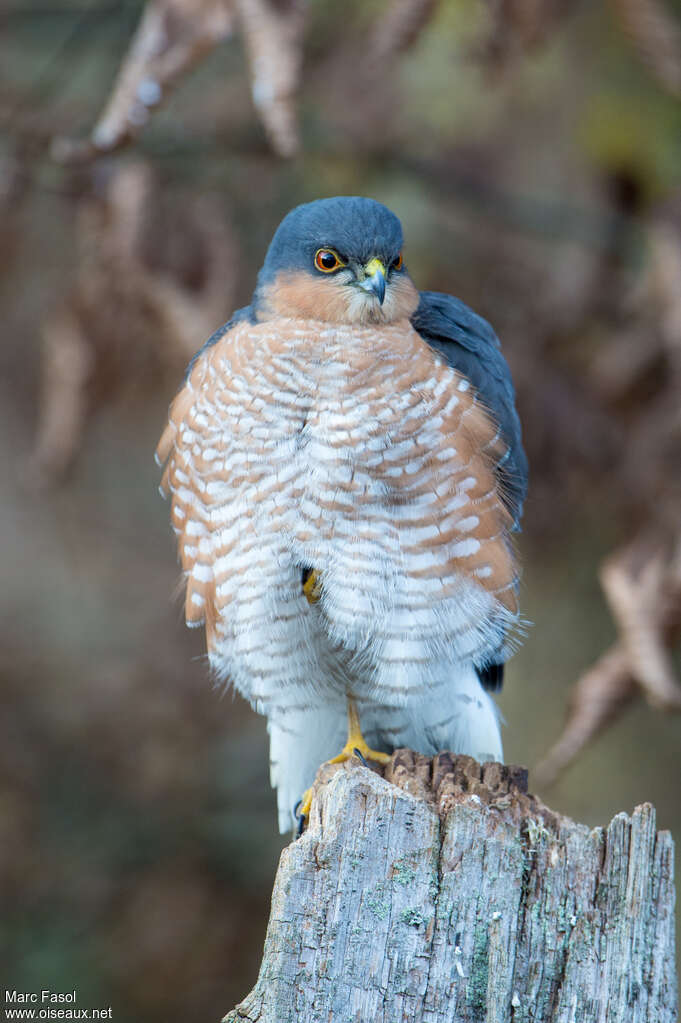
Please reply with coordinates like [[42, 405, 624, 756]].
[[1, 1, 680, 1019]]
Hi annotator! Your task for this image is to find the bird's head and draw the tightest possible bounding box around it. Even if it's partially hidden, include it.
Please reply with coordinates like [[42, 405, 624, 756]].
[[253, 197, 420, 326]]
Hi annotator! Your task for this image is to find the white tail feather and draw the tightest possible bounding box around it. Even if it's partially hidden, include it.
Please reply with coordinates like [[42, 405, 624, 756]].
[[267, 663, 503, 834]]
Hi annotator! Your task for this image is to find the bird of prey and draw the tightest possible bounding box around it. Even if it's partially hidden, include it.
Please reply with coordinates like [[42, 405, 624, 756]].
[[156, 197, 527, 833]]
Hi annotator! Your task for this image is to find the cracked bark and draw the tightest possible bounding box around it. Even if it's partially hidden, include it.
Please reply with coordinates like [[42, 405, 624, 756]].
[[223, 751, 677, 1023]]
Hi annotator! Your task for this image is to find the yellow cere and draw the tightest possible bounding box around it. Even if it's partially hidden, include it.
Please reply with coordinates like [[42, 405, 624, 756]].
[[364, 258, 386, 278]]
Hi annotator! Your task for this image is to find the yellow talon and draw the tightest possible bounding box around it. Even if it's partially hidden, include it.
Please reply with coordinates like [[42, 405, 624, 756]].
[[302, 567, 322, 604], [327, 698, 390, 766], [296, 698, 389, 834], [298, 787, 313, 820]]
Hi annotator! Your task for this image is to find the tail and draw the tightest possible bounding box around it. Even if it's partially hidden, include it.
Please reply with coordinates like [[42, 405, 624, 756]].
[[268, 702, 347, 834], [265, 664, 502, 834], [360, 662, 503, 763]]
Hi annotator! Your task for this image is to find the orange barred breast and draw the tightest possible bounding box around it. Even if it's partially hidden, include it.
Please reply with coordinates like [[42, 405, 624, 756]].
[[156, 315, 519, 651]]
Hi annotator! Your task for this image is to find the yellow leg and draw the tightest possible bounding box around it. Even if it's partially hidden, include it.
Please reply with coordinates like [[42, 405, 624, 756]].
[[295, 701, 389, 834], [328, 698, 390, 766], [297, 787, 314, 826]]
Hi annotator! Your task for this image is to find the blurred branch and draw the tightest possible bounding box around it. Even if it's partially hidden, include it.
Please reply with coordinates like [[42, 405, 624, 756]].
[[369, 0, 441, 63], [233, 0, 304, 158], [610, 0, 681, 99], [0, 0, 122, 142], [27, 308, 95, 485], [51, 0, 304, 162], [13, 0, 681, 170], [52, 0, 235, 163], [602, 539, 681, 709], [535, 535, 681, 787], [475, 0, 577, 72], [26, 159, 236, 487]]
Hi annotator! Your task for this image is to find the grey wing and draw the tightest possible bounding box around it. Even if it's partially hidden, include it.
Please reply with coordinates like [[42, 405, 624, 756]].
[[412, 291, 527, 694], [411, 290, 528, 531]]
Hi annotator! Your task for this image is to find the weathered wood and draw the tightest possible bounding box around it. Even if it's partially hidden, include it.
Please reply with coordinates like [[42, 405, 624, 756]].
[[224, 752, 677, 1023]]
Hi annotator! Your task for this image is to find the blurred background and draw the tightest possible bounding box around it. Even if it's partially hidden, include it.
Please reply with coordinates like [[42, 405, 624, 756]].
[[1, 0, 680, 1019]]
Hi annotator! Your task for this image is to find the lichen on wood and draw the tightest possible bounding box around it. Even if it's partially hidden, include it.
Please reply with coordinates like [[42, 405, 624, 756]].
[[224, 751, 677, 1023]]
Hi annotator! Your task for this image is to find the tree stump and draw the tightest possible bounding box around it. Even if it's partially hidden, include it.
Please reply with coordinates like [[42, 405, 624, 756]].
[[224, 752, 677, 1023]]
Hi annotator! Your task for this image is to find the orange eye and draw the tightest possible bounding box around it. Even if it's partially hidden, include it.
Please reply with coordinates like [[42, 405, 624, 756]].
[[392, 252, 403, 271], [314, 248, 344, 273]]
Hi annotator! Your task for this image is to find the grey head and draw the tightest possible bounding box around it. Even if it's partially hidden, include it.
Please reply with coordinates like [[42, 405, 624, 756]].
[[254, 196, 407, 312]]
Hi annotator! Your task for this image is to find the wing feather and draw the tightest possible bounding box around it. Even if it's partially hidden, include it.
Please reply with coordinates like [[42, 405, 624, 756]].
[[411, 291, 528, 530], [156, 310, 254, 643]]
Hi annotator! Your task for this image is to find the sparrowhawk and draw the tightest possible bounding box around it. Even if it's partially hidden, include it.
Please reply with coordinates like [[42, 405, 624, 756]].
[[156, 196, 527, 833]]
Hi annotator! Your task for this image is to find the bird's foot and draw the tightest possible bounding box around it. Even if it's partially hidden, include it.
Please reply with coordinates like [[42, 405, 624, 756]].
[[327, 737, 390, 767], [329, 697, 390, 767], [294, 698, 389, 837], [294, 792, 312, 836], [294, 741, 388, 837], [301, 566, 322, 604]]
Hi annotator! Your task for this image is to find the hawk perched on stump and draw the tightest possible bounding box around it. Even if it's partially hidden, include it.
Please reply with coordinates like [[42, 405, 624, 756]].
[[156, 197, 527, 832]]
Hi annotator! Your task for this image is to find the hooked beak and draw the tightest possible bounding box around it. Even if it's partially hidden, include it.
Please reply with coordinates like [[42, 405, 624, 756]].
[[359, 258, 387, 305]]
